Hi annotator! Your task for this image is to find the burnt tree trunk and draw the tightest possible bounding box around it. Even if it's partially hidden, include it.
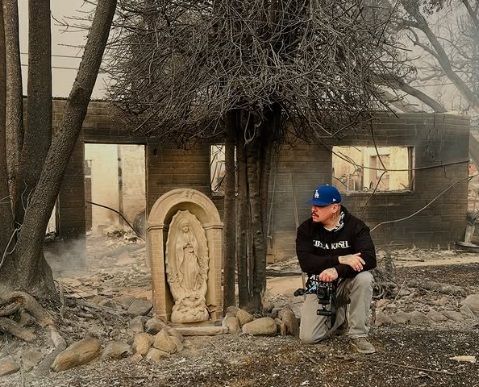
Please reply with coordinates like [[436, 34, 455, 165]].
[[1, 0, 23, 203], [234, 105, 281, 312], [246, 138, 266, 311], [14, 0, 51, 223], [223, 110, 237, 309], [236, 125, 250, 307], [0, 0, 117, 298], [0, 5, 16, 290]]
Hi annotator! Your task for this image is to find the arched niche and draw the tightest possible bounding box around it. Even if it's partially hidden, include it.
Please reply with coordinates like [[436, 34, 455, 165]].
[[147, 189, 223, 322]]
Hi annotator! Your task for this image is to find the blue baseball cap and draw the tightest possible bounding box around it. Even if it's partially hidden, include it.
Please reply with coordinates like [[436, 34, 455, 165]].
[[310, 185, 341, 206]]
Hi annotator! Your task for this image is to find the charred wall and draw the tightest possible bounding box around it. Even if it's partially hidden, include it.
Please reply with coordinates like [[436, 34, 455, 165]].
[[53, 99, 470, 260]]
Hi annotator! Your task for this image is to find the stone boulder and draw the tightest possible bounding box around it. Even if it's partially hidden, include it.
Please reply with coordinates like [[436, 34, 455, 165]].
[[390, 311, 410, 324], [102, 341, 131, 360], [132, 333, 154, 356], [408, 311, 429, 326], [51, 337, 101, 372], [461, 294, 479, 316], [127, 299, 153, 316], [222, 315, 240, 334], [129, 316, 147, 333], [0, 357, 19, 377], [442, 310, 464, 322], [278, 308, 299, 337], [21, 349, 43, 372], [242, 317, 277, 336], [145, 318, 168, 335], [460, 304, 476, 319], [146, 348, 169, 362], [427, 310, 448, 323], [153, 330, 178, 354], [374, 311, 394, 326], [236, 309, 254, 327]]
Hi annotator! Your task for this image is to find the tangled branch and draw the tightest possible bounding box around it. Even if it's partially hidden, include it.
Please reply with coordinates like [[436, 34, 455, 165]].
[[106, 0, 407, 143]]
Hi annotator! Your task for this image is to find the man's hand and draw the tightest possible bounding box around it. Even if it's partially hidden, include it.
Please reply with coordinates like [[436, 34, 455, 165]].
[[339, 253, 365, 272], [318, 268, 338, 282]]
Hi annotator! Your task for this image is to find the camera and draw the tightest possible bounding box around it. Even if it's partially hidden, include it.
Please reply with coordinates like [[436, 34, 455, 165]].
[[294, 276, 337, 323]]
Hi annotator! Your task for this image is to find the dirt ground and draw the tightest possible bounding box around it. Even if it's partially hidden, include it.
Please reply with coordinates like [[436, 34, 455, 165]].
[[1, 235, 478, 387]]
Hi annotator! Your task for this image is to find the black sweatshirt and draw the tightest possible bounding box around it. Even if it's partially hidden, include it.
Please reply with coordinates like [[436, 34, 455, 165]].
[[296, 206, 376, 278]]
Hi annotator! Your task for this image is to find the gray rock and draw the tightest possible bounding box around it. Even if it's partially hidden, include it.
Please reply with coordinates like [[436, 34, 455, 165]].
[[132, 333, 153, 355], [374, 311, 394, 326], [242, 317, 277, 336], [461, 294, 479, 316], [21, 349, 42, 372], [101, 341, 131, 360], [145, 318, 167, 334], [0, 357, 19, 376], [169, 335, 184, 352], [129, 316, 147, 333], [236, 309, 254, 327], [278, 308, 299, 336], [390, 311, 410, 324], [408, 311, 429, 326], [398, 288, 411, 297], [460, 304, 476, 319], [127, 299, 153, 316], [427, 310, 448, 322], [51, 337, 101, 372], [116, 295, 135, 310], [222, 316, 240, 334], [153, 330, 178, 354], [442, 310, 464, 322], [146, 348, 169, 362]]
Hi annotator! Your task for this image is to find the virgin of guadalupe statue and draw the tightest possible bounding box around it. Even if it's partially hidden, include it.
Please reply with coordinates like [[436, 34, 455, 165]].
[[165, 210, 209, 323], [176, 221, 201, 291]]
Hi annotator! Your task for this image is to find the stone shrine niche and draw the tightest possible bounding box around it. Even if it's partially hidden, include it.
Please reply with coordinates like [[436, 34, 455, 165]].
[[166, 210, 209, 323], [147, 189, 223, 323]]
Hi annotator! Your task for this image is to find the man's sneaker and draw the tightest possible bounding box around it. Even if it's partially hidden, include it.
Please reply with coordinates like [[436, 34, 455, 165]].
[[351, 337, 376, 354]]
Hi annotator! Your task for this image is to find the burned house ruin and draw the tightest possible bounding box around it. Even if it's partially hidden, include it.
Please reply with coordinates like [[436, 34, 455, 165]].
[[52, 99, 470, 262]]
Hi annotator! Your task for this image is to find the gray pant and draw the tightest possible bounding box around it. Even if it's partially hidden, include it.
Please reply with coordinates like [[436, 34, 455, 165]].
[[299, 271, 373, 344]]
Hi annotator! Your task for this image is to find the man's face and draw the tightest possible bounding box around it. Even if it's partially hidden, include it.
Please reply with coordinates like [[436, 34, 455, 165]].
[[311, 204, 339, 223]]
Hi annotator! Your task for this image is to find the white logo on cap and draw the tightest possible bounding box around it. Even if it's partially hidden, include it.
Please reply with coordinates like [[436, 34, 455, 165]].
[[314, 190, 320, 198], [333, 198, 336, 202]]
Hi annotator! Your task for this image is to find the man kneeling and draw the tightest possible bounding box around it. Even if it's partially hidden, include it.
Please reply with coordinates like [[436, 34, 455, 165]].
[[296, 184, 376, 354]]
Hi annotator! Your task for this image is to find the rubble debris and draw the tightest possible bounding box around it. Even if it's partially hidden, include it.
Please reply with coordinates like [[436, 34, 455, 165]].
[[449, 355, 476, 363]]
